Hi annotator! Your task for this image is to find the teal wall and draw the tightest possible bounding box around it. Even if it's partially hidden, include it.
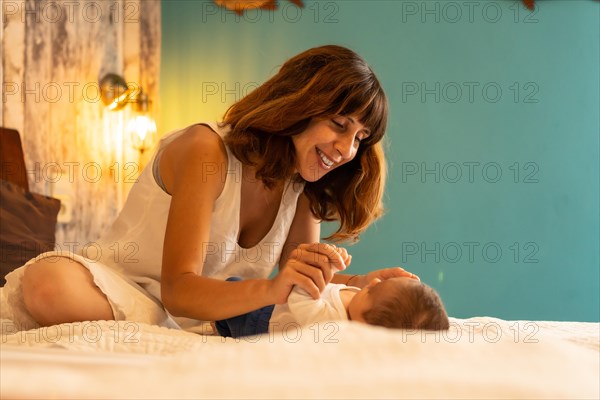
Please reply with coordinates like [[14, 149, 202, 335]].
[[161, 0, 599, 321]]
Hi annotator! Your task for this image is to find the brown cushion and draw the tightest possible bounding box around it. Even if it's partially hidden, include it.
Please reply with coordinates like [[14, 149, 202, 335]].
[[0, 180, 60, 285]]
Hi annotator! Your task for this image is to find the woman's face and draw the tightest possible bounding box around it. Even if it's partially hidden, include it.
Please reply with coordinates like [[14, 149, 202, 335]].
[[291, 116, 370, 182]]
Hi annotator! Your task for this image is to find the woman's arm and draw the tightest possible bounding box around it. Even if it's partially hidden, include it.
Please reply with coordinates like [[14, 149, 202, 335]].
[[159, 125, 276, 320], [280, 193, 349, 289], [279, 192, 320, 271]]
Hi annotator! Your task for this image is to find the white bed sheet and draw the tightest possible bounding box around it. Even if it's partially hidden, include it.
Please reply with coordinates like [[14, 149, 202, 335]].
[[1, 316, 598, 399]]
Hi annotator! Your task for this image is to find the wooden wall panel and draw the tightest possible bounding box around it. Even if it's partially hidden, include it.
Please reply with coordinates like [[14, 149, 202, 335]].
[[1, 0, 161, 249], [140, 0, 160, 103], [123, 0, 141, 85]]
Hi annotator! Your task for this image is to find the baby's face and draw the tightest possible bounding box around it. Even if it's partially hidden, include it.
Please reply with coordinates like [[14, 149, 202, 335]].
[[347, 277, 419, 322]]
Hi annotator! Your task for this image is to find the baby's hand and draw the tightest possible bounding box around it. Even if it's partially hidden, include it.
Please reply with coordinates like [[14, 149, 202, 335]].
[[332, 245, 352, 269]]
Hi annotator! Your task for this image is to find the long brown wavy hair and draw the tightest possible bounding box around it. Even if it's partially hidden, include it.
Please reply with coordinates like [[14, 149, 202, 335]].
[[222, 45, 388, 242]]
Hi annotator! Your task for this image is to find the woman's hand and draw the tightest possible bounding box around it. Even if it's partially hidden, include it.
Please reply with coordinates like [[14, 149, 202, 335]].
[[268, 243, 349, 304], [348, 267, 419, 288]]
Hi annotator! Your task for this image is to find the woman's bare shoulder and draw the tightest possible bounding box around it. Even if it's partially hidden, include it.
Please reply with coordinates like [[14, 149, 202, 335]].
[[160, 124, 228, 194], [167, 124, 226, 159]]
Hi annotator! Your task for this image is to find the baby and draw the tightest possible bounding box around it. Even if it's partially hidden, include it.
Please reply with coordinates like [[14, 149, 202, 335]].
[[215, 275, 449, 338]]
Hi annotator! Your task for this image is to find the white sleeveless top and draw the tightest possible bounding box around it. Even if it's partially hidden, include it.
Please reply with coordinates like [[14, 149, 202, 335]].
[[95, 122, 305, 303]]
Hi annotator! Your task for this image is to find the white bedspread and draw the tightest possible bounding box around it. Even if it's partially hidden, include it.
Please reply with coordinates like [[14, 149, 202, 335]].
[[1, 317, 598, 399]]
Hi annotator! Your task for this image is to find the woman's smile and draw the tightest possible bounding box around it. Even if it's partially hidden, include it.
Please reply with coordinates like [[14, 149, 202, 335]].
[[316, 147, 335, 169]]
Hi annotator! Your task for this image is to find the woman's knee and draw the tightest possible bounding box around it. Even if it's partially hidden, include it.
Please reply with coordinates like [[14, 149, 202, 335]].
[[22, 257, 114, 325], [22, 258, 68, 310]]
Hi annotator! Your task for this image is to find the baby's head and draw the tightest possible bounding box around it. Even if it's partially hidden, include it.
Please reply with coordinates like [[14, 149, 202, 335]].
[[348, 277, 449, 331]]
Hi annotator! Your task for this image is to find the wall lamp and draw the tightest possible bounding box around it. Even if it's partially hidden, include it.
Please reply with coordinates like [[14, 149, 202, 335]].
[[99, 73, 157, 155]]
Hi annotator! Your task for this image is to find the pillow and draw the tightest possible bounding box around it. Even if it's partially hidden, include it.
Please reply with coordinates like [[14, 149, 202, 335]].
[[0, 179, 61, 285]]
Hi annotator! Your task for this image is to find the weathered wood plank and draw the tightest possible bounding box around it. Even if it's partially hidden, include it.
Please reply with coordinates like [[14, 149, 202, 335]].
[[50, 0, 80, 248], [23, 0, 51, 195], [73, 0, 122, 247], [140, 0, 160, 101], [2, 0, 26, 133], [123, 0, 140, 85]]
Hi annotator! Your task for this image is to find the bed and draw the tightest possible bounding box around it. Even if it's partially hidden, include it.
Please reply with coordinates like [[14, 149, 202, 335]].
[[1, 317, 599, 399], [1, 128, 599, 399]]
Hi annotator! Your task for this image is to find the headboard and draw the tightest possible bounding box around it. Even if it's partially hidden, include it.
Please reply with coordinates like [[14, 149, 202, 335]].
[[0, 127, 29, 191], [0, 127, 60, 285]]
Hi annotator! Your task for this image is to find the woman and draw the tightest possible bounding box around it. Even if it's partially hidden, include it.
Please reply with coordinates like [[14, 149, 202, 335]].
[[11, 45, 417, 331]]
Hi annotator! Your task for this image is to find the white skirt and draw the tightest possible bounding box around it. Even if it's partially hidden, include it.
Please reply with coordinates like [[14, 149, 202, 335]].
[[0, 251, 181, 332]]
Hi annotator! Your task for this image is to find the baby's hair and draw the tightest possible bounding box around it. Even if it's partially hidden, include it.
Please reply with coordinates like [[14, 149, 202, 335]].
[[362, 281, 450, 331]]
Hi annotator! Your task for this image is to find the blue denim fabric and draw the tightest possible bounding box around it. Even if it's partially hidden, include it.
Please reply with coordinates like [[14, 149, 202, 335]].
[[215, 277, 275, 338]]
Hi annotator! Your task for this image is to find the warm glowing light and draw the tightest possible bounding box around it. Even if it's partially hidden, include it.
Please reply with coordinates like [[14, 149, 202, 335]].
[[128, 115, 157, 154]]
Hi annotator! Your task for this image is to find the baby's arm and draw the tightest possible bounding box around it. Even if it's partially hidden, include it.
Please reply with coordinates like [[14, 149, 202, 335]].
[[286, 284, 345, 326], [275, 248, 350, 328]]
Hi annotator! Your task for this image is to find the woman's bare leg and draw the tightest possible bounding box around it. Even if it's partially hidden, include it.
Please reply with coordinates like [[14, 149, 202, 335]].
[[22, 257, 114, 326]]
